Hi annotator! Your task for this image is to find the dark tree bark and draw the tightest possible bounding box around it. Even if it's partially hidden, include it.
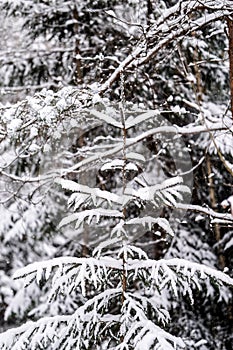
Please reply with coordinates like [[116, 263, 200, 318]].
[[227, 17, 233, 119], [73, 6, 82, 84]]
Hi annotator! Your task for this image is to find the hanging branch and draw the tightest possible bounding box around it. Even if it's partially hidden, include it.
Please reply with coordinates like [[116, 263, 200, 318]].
[[98, 4, 233, 95]]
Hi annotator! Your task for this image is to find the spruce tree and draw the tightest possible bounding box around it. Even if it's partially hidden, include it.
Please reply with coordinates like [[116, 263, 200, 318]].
[[0, 94, 233, 349], [0, 1, 233, 348]]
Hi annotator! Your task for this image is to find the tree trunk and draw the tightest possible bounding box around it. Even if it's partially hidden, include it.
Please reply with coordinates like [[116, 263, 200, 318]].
[[147, 0, 153, 26], [206, 155, 225, 269], [73, 6, 82, 84], [227, 17, 233, 120]]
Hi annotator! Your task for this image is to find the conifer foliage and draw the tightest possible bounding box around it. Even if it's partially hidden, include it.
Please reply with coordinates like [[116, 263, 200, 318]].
[[0, 99, 233, 349], [0, 1, 233, 349]]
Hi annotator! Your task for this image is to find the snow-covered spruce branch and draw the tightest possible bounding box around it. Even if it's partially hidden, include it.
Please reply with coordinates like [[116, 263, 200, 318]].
[[125, 176, 190, 207], [58, 208, 123, 229], [58, 181, 176, 235], [13, 255, 233, 303], [57, 176, 233, 227], [2, 111, 229, 182], [0, 285, 185, 349], [128, 258, 233, 297], [125, 217, 174, 236], [56, 177, 188, 239], [13, 257, 122, 282], [63, 123, 230, 175], [0, 289, 122, 350], [113, 292, 185, 350], [57, 179, 125, 206], [90, 109, 232, 132], [123, 292, 170, 327], [58, 176, 233, 228], [57, 178, 188, 220], [115, 320, 185, 350], [7, 254, 233, 349], [0, 315, 70, 350], [90, 109, 123, 129]]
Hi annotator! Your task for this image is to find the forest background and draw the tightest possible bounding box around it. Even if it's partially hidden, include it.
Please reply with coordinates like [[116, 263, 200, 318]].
[[0, 1, 233, 349]]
